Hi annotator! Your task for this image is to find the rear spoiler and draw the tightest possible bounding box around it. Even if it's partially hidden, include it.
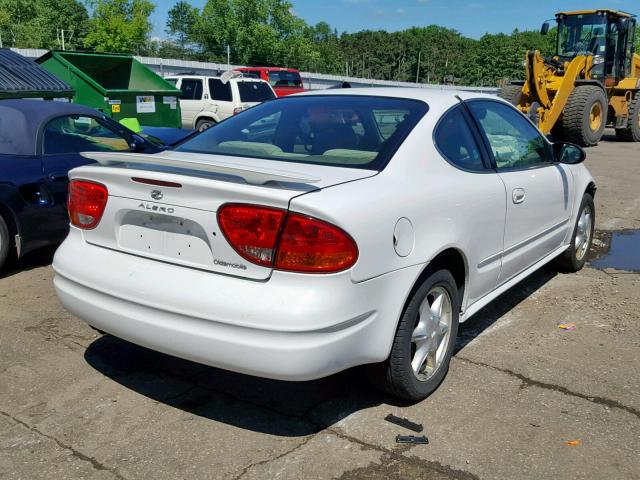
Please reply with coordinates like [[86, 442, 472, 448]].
[[81, 152, 320, 186]]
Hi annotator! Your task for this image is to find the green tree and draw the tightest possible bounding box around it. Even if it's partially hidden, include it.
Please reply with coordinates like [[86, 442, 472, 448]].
[[303, 22, 343, 73], [0, 0, 88, 48], [84, 0, 155, 54], [192, 0, 319, 67], [166, 0, 198, 53]]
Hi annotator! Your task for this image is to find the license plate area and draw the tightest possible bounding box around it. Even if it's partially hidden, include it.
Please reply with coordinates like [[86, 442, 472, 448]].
[[118, 211, 213, 265]]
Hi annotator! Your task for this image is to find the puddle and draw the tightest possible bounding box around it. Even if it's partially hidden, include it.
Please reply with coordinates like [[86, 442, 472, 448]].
[[589, 229, 640, 272]]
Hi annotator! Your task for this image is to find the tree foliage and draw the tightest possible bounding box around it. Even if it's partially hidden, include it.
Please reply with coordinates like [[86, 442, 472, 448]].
[[0, 0, 88, 48], [84, 0, 155, 54], [166, 0, 197, 53]]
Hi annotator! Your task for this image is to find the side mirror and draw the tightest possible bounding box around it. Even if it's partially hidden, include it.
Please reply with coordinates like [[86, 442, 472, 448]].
[[540, 22, 550, 35], [554, 142, 586, 164]]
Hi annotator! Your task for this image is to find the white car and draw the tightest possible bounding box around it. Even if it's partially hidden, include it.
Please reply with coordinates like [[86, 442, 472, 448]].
[[53, 89, 595, 400], [165, 74, 276, 131]]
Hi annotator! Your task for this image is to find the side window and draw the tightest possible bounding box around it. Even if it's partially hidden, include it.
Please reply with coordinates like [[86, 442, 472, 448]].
[[180, 79, 203, 100], [43, 116, 130, 154], [434, 106, 484, 171], [468, 101, 550, 170], [208, 79, 233, 102]]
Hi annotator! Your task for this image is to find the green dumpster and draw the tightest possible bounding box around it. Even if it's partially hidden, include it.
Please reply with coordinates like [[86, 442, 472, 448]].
[[36, 51, 181, 128]]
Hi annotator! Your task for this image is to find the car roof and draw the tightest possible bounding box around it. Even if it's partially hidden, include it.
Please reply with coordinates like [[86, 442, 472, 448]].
[[0, 99, 106, 156], [294, 87, 499, 115], [166, 75, 266, 82], [237, 67, 300, 73]]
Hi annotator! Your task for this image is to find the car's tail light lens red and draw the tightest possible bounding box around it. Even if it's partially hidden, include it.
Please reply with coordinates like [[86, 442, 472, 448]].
[[275, 214, 358, 272], [217, 205, 286, 266], [68, 180, 108, 229], [217, 204, 358, 273]]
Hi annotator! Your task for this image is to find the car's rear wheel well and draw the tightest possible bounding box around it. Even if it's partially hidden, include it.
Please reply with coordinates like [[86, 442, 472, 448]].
[[407, 248, 467, 313]]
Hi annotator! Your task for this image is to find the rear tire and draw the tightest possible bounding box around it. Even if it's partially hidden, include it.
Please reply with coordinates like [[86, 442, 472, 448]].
[[561, 86, 607, 147], [0, 215, 10, 272], [497, 84, 523, 106], [196, 119, 215, 132], [556, 193, 595, 272], [614, 94, 640, 142], [370, 269, 459, 401]]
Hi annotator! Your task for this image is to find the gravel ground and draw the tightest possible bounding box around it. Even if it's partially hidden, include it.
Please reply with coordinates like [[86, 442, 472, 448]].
[[1, 133, 638, 480]]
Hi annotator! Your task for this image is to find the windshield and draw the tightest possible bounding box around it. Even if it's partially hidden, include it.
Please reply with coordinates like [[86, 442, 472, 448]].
[[557, 13, 607, 57], [268, 71, 302, 87], [175, 95, 428, 170], [237, 81, 276, 103]]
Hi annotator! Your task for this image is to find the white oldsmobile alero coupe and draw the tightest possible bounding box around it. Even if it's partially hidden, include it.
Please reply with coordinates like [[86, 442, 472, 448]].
[[53, 88, 596, 400]]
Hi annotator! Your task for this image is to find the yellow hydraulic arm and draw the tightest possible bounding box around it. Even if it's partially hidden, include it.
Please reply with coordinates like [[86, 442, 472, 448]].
[[522, 50, 593, 134]]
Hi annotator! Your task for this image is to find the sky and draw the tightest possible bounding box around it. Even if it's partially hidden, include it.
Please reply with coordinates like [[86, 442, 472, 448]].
[[150, 0, 637, 40]]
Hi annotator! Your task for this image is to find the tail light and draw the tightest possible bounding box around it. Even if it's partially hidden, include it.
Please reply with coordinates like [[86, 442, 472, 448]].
[[68, 180, 108, 229], [233, 107, 244, 115], [217, 205, 285, 266], [217, 204, 358, 273]]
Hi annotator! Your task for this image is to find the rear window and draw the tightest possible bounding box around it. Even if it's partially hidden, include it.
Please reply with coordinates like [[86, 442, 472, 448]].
[[175, 95, 428, 170], [237, 81, 276, 103], [268, 71, 302, 87]]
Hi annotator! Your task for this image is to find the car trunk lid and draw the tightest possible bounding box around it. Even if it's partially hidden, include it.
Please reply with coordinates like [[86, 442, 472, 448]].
[[72, 151, 375, 280]]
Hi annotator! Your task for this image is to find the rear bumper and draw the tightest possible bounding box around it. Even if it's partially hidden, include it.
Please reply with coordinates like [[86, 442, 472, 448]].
[[53, 229, 423, 380]]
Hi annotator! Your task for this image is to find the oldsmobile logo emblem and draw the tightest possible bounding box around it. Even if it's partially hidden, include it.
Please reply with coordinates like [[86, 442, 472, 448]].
[[150, 190, 163, 200]]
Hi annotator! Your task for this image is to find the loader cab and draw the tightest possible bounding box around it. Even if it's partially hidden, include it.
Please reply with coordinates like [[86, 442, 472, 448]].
[[552, 10, 637, 83]]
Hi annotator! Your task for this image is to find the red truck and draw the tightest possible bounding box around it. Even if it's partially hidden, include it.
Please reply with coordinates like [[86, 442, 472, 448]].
[[235, 67, 305, 97]]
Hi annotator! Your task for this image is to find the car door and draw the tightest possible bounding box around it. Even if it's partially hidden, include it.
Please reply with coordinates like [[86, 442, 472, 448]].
[[177, 78, 204, 128], [40, 114, 131, 240], [208, 78, 233, 120], [467, 100, 573, 285], [433, 104, 507, 307]]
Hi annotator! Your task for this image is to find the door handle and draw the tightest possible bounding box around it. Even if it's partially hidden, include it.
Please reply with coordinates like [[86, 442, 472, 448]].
[[512, 188, 526, 204]]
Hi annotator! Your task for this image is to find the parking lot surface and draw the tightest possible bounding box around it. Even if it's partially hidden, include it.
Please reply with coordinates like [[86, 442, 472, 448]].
[[1, 133, 639, 480]]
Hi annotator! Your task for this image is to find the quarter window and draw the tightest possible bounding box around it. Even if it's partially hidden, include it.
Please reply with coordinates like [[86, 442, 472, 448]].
[[179, 79, 203, 100], [43, 116, 129, 154], [208, 79, 233, 102], [434, 106, 484, 171], [468, 101, 551, 170]]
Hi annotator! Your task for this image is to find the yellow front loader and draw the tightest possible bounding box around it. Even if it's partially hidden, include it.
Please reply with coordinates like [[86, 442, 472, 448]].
[[499, 9, 640, 146]]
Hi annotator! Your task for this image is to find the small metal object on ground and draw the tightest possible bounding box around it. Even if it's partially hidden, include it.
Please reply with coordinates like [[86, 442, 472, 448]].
[[395, 435, 429, 445], [384, 414, 424, 433]]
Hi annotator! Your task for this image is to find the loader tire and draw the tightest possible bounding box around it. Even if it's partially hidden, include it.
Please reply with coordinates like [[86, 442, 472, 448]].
[[614, 94, 640, 142], [497, 84, 523, 106], [561, 85, 607, 147]]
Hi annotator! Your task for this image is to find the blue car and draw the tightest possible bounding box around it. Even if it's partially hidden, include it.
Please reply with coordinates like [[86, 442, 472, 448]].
[[0, 100, 189, 270]]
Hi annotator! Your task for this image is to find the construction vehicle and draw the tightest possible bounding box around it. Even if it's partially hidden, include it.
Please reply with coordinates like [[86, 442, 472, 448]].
[[498, 9, 639, 146]]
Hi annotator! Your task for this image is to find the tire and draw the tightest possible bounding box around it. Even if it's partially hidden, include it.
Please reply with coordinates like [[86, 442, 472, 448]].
[[0, 215, 10, 272], [371, 269, 460, 401], [556, 193, 595, 272], [195, 119, 215, 132], [614, 94, 640, 142], [561, 86, 607, 147], [497, 84, 523, 106]]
